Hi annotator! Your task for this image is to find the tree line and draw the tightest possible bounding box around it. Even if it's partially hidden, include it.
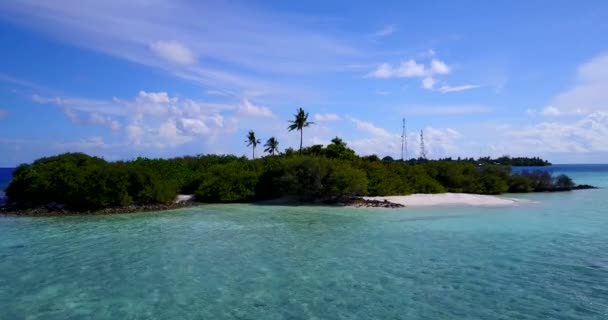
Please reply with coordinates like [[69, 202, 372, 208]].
[[5, 144, 573, 211]]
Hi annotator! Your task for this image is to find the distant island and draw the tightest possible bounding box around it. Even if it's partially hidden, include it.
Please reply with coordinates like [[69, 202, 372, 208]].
[[380, 156, 550, 166], [444, 156, 550, 167], [0, 108, 590, 215]]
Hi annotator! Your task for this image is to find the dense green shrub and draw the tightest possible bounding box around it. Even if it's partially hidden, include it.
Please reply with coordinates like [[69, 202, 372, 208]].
[[364, 162, 412, 196], [278, 157, 333, 200], [405, 166, 446, 194], [6, 153, 113, 209], [554, 174, 574, 190], [6, 153, 177, 210], [277, 157, 367, 200], [322, 162, 368, 198], [525, 171, 554, 191], [508, 171, 574, 192], [254, 156, 286, 200], [124, 166, 177, 204], [194, 162, 260, 203]]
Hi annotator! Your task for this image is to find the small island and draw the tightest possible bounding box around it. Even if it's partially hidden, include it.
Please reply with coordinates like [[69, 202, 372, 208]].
[[0, 147, 594, 215]]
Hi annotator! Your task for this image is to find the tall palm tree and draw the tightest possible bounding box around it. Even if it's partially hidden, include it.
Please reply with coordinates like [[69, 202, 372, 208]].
[[264, 137, 279, 155], [246, 130, 261, 159], [287, 107, 314, 153]]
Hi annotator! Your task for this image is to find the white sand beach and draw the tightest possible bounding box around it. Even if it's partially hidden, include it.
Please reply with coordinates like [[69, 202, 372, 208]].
[[363, 193, 527, 207]]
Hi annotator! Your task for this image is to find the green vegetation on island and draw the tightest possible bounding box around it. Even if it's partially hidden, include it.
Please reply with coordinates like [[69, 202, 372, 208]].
[[4, 143, 576, 212], [2, 108, 575, 213], [466, 156, 551, 166]]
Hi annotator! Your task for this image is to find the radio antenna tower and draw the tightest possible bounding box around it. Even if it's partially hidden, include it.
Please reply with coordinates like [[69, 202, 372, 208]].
[[420, 130, 427, 159]]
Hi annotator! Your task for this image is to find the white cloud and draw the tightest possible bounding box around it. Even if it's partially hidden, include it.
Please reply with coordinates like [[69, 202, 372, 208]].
[[430, 59, 450, 74], [375, 91, 391, 95], [32, 90, 234, 148], [367, 57, 477, 95], [180, 118, 210, 135], [126, 124, 144, 145], [438, 84, 480, 93], [507, 112, 608, 153], [396, 59, 427, 77], [367, 59, 450, 79], [237, 99, 274, 117], [368, 63, 394, 78], [374, 25, 396, 37], [137, 90, 176, 104], [422, 127, 463, 157], [157, 118, 193, 147], [314, 113, 341, 121], [349, 117, 391, 137], [149, 40, 197, 65], [422, 77, 435, 90], [30, 89, 314, 151], [545, 53, 608, 115], [87, 112, 121, 131]]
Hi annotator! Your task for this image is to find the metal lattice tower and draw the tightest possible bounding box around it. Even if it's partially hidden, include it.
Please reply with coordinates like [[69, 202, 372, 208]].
[[420, 130, 427, 159]]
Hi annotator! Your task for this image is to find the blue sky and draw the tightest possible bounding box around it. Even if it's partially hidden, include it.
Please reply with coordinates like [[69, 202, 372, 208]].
[[1, 0, 608, 166]]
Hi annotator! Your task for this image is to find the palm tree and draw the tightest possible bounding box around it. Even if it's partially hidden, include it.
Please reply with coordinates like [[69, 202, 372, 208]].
[[246, 130, 261, 159], [264, 137, 279, 155], [288, 107, 314, 153]]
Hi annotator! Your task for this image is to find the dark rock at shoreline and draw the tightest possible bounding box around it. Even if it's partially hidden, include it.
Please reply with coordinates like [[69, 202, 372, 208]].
[[335, 197, 405, 208], [572, 184, 599, 190], [0, 201, 202, 216]]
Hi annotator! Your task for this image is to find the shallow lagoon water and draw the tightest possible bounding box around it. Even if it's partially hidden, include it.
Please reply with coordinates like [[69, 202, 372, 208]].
[[1, 166, 608, 319]]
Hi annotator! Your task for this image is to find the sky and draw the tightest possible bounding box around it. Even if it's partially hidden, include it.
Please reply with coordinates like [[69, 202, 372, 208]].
[[0, 0, 607, 166]]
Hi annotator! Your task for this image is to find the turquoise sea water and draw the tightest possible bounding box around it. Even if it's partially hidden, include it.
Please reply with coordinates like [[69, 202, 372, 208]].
[[1, 166, 608, 319]]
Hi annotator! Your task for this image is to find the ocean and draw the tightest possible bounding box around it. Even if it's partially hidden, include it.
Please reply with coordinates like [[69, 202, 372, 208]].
[[0, 167, 14, 206], [0, 165, 607, 319]]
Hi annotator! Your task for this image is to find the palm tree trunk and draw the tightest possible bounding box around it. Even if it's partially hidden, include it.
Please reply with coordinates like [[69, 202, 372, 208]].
[[252, 147, 255, 159], [299, 129, 303, 153]]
